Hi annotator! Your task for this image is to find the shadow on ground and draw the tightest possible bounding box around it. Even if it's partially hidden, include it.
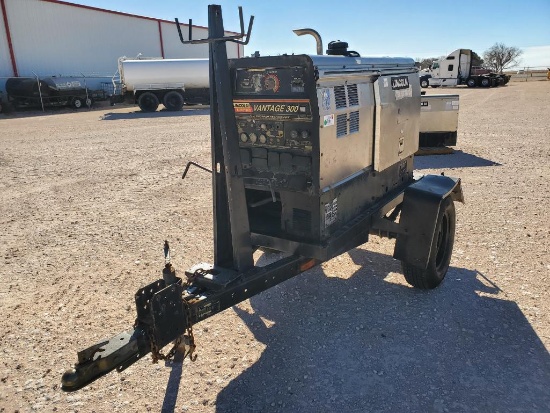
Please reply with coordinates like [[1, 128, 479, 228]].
[[100, 107, 209, 120], [414, 150, 501, 170], [206, 248, 549, 413]]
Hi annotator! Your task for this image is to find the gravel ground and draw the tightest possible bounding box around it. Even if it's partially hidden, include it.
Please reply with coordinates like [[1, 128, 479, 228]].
[[1, 80, 549, 413]]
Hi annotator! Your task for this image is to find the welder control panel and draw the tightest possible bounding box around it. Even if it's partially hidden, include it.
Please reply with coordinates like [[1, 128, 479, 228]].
[[232, 65, 316, 191]]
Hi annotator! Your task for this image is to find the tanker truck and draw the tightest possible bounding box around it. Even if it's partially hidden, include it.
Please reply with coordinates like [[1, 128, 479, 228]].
[[113, 57, 210, 112], [427, 49, 509, 88]]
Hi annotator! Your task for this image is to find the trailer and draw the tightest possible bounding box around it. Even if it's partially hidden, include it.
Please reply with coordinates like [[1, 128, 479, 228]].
[[113, 57, 210, 112], [427, 49, 510, 88], [61, 5, 464, 392], [5, 77, 99, 109]]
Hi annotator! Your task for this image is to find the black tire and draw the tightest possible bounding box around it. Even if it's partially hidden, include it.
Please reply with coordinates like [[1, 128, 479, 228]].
[[71, 97, 84, 109], [138, 92, 159, 112], [84, 97, 93, 108], [401, 196, 456, 289], [467, 78, 476, 88], [163, 91, 184, 111], [420, 79, 429, 88], [481, 78, 490, 87], [431, 85, 440, 88]]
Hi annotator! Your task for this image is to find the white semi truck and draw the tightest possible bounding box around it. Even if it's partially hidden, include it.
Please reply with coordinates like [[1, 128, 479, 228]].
[[427, 49, 510, 88], [113, 57, 210, 112]]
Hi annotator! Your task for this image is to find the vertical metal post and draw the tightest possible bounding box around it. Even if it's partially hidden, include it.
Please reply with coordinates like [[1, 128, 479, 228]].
[[32, 71, 44, 112], [208, 5, 254, 271], [81, 73, 90, 108]]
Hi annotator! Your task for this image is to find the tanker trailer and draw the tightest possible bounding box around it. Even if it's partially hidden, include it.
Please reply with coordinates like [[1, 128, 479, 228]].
[[114, 57, 210, 112]]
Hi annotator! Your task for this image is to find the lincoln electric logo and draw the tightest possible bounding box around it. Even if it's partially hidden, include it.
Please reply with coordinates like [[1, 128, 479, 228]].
[[391, 76, 410, 90], [233, 102, 253, 113]]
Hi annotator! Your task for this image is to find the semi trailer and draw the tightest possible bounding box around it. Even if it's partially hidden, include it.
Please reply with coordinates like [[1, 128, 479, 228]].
[[113, 57, 210, 112], [427, 49, 510, 88], [61, 5, 464, 391]]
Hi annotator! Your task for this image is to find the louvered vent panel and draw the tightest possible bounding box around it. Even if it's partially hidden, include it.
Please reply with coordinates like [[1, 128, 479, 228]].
[[349, 111, 360, 134], [336, 114, 347, 137], [347, 84, 359, 106], [334, 85, 347, 109]]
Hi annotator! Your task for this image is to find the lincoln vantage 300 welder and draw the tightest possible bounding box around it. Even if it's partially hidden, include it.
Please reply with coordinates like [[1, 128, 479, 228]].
[[61, 5, 463, 391]]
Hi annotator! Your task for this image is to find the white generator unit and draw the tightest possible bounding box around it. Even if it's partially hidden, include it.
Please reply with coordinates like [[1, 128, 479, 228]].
[[419, 94, 459, 147]]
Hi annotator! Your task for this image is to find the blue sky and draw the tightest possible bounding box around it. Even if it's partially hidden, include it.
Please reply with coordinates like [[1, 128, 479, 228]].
[[68, 0, 550, 68]]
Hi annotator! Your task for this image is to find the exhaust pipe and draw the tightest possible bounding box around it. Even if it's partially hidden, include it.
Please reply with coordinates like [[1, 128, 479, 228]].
[[293, 28, 323, 55]]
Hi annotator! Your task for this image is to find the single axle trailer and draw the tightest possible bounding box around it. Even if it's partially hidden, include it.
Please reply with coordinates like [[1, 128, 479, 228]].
[[61, 5, 463, 391]]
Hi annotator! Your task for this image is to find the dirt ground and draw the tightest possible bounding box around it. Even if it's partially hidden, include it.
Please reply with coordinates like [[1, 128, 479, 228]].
[[1, 80, 549, 413]]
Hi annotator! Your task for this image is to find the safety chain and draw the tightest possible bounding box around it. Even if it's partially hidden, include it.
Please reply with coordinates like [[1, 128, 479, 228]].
[[181, 298, 197, 362], [148, 329, 183, 364]]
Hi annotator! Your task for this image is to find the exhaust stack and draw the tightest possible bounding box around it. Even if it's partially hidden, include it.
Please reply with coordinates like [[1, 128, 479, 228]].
[[293, 28, 323, 55]]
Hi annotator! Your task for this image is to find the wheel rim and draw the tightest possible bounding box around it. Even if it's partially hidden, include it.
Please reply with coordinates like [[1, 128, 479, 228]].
[[142, 95, 156, 110], [435, 212, 449, 269], [74, 99, 82, 108]]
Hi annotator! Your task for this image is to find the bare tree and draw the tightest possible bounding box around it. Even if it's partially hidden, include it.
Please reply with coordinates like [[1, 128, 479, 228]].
[[471, 51, 484, 67], [483, 43, 522, 73], [415, 57, 443, 70], [419, 57, 437, 70]]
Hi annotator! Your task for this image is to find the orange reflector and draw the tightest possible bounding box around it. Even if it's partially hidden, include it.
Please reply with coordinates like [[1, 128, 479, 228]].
[[299, 259, 317, 272]]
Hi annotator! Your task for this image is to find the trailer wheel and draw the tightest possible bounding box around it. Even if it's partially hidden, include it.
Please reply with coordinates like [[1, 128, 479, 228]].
[[481, 78, 490, 87], [401, 196, 456, 289], [84, 97, 93, 108], [163, 91, 184, 111], [467, 78, 476, 88], [420, 79, 429, 88], [71, 97, 84, 109], [138, 92, 160, 112]]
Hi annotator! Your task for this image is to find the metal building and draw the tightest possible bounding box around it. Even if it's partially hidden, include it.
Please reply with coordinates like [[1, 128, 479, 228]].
[[0, 0, 243, 93]]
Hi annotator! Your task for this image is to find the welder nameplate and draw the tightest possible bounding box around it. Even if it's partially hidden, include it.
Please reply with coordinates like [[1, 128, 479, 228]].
[[233, 99, 311, 119]]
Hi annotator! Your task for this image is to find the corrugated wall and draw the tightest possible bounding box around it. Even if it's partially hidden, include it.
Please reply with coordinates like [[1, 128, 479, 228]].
[[0, 0, 243, 80], [162, 22, 210, 59]]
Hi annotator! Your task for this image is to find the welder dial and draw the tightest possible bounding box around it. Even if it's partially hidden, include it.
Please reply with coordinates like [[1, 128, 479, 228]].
[[249, 133, 258, 143], [263, 74, 280, 92]]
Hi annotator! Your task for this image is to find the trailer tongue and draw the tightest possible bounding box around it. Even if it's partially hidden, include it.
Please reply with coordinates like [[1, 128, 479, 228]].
[[61, 5, 463, 391]]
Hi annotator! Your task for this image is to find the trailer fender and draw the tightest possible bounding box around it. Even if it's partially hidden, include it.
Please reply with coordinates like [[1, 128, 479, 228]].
[[394, 175, 463, 269]]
